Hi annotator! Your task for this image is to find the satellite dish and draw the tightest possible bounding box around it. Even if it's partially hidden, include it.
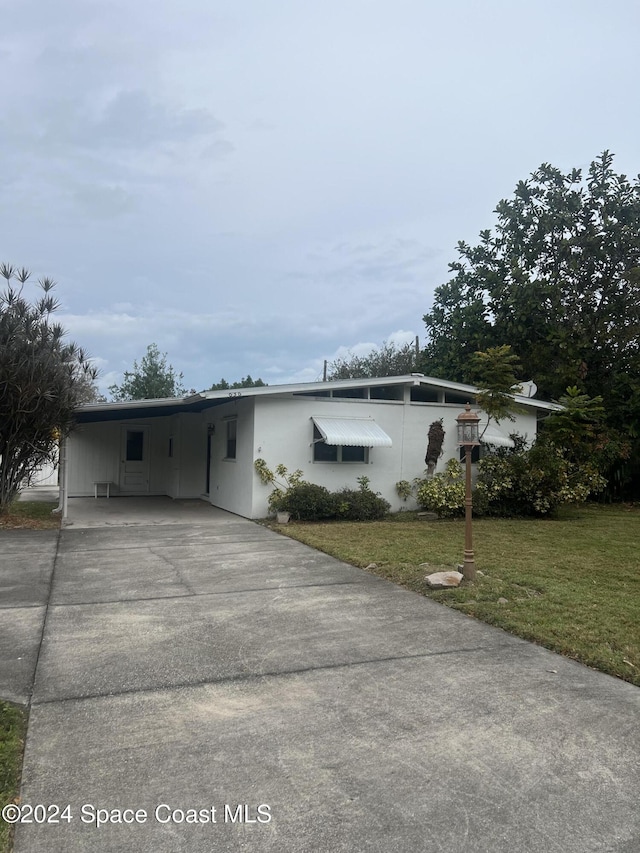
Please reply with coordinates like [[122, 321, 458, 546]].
[[517, 380, 537, 398]]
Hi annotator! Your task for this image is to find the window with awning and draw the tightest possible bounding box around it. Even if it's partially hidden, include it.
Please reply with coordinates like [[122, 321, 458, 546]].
[[459, 423, 517, 463], [481, 425, 515, 449], [311, 416, 392, 463]]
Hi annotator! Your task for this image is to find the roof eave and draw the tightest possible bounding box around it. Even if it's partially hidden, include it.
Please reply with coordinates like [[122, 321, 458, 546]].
[[74, 375, 561, 418]]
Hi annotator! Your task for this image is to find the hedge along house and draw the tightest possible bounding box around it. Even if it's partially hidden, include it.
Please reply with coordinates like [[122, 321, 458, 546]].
[[64, 374, 558, 519]]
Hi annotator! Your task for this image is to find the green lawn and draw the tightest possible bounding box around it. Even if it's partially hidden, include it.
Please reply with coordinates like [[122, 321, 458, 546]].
[[0, 702, 27, 853], [276, 504, 640, 687], [0, 502, 59, 530]]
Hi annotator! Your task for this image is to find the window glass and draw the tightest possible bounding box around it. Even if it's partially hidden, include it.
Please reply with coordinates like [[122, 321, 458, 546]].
[[342, 445, 366, 462], [226, 419, 237, 459], [371, 386, 403, 401], [459, 445, 481, 463], [126, 430, 144, 461], [313, 424, 336, 461], [445, 390, 473, 405], [313, 425, 368, 463], [314, 441, 338, 462], [332, 387, 367, 398], [410, 386, 439, 402]]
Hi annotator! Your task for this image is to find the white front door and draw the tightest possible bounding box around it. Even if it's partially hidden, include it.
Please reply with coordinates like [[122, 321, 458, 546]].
[[119, 426, 150, 493]]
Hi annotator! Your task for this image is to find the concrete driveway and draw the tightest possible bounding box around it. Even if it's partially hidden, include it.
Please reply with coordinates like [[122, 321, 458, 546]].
[[1, 497, 639, 852]]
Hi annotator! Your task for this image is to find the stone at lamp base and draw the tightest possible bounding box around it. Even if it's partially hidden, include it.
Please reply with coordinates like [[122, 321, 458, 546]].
[[425, 571, 464, 589]]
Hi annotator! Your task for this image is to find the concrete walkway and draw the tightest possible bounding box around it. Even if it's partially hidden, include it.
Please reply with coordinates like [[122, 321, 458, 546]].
[[1, 498, 639, 852]]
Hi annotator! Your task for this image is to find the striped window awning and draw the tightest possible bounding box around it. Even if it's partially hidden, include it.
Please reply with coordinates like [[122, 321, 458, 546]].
[[312, 416, 392, 447]]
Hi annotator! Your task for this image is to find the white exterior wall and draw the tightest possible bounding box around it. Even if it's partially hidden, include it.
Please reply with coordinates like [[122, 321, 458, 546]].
[[67, 389, 539, 517], [203, 397, 255, 518], [249, 395, 538, 518], [28, 458, 59, 487], [251, 396, 401, 518], [168, 413, 207, 498], [148, 419, 172, 494], [68, 422, 120, 495], [67, 418, 172, 496]]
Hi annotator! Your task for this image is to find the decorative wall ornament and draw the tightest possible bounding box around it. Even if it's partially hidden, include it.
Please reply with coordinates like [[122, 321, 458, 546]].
[[425, 419, 445, 476]]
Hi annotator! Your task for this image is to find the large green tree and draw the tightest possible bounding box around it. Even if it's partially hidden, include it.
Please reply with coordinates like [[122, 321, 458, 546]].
[[422, 152, 640, 496], [328, 340, 419, 379], [0, 265, 97, 511], [468, 345, 524, 429], [109, 343, 187, 401]]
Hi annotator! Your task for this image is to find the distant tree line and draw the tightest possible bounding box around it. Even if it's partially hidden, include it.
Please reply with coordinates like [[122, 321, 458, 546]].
[[208, 376, 267, 391]]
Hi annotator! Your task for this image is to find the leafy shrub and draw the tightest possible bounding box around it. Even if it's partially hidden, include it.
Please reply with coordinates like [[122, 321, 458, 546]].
[[275, 473, 390, 522], [395, 479, 413, 501], [280, 482, 337, 521], [254, 459, 304, 514], [475, 438, 607, 517], [415, 458, 465, 518], [334, 488, 391, 520]]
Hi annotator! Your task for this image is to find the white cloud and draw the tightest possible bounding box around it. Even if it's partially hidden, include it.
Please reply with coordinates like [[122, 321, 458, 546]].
[[2, 0, 640, 398], [387, 329, 418, 347]]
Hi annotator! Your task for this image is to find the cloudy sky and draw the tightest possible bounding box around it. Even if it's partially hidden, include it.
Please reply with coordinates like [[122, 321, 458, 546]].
[[2, 0, 639, 395]]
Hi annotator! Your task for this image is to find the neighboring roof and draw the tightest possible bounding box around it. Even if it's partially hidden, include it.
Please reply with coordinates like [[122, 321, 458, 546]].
[[312, 416, 393, 448], [75, 374, 560, 423]]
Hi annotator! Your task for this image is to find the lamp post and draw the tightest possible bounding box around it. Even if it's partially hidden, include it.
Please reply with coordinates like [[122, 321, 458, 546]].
[[456, 403, 480, 582]]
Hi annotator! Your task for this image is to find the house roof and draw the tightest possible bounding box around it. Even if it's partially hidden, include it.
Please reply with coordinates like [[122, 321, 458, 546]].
[[74, 396, 219, 423], [75, 374, 561, 424]]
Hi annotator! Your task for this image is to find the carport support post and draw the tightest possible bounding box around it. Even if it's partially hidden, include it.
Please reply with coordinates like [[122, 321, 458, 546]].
[[62, 436, 68, 520], [52, 435, 69, 521]]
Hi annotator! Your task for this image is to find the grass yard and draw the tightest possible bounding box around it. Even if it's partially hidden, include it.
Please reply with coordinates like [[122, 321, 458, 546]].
[[0, 702, 27, 853], [276, 504, 640, 687], [0, 502, 60, 530]]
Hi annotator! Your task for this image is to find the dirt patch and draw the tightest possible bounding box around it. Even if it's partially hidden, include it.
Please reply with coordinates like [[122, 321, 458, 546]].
[[0, 515, 60, 530]]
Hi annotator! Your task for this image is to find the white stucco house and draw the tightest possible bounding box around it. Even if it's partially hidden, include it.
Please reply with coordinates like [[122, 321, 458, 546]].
[[63, 374, 558, 518]]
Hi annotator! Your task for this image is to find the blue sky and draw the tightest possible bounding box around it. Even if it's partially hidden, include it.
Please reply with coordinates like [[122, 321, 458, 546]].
[[1, 0, 639, 395]]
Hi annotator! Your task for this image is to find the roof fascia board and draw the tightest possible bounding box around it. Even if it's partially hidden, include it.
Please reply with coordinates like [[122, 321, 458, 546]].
[[75, 374, 560, 418], [197, 374, 468, 400], [77, 397, 191, 414]]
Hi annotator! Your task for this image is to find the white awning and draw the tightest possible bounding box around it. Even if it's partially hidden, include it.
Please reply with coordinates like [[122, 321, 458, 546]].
[[312, 416, 392, 447], [481, 425, 515, 448]]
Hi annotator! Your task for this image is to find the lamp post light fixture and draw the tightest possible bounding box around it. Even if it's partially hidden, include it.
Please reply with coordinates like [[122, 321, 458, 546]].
[[456, 403, 481, 582]]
